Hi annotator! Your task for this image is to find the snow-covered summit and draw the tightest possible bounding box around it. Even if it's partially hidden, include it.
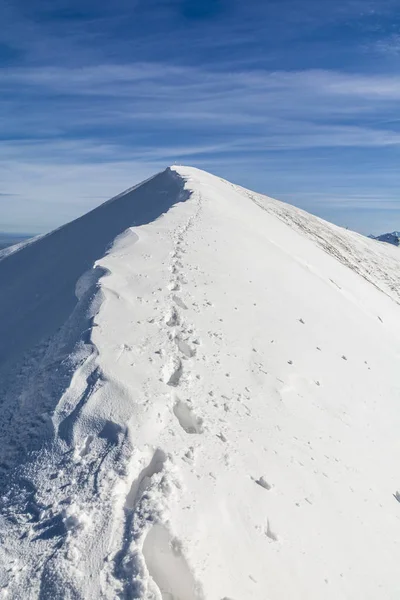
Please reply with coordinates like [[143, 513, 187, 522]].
[[1, 166, 400, 599]]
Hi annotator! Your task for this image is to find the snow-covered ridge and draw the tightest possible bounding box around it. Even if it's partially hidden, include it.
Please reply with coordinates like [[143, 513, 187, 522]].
[[1, 166, 400, 599], [213, 171, 400, 305]]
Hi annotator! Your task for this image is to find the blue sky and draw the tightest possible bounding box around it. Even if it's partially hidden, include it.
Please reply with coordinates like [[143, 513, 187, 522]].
[[1, 0, 400, 235]]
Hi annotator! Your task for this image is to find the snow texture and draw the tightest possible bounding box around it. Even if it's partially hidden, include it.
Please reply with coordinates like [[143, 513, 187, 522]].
[[0, 166, 400, 600]]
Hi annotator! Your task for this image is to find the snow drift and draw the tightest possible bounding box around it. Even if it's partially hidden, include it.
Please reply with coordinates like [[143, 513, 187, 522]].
[[0, 166, 400, 600]]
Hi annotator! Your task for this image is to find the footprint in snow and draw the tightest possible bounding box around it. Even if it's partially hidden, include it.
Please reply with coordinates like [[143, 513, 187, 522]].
[[175, 337, 195, 358], [183, 447, 195, 463], [173, 400, 204, 434], [168, 281, 180, 291], [265, 520, 278, 542], [172, 295, 188, 310], [165, 307, 179, 327], [254, 476, 272, 491], [163, 357, 183, 387]]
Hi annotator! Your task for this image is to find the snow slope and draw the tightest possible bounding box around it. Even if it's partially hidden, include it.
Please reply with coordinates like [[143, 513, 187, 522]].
[[0, 166, 400, 600]]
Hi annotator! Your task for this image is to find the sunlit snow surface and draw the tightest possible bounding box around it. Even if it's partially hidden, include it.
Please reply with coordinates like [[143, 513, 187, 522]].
[[0, 166, 400, 599]]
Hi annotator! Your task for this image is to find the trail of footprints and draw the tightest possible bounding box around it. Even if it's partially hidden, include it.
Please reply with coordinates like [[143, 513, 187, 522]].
[[162, 211, 281, 563], [164, 214, 203, 438]]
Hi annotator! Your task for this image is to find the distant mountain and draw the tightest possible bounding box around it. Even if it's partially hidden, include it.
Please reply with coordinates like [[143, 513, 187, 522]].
[[369, 231, 400, 246], [0, 232, 32, 251]]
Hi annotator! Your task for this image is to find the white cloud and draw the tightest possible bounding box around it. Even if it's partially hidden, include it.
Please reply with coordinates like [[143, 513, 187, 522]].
[[2, 63, 400, 232]]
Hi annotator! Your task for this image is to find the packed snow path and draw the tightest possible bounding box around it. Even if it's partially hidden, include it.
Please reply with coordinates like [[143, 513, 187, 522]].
[[0, 167, 400, 599]]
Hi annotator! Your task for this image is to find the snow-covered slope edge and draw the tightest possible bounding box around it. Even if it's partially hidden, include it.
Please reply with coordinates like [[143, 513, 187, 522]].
[[1, 166, 400, 600], [228, 179, 400, 305]]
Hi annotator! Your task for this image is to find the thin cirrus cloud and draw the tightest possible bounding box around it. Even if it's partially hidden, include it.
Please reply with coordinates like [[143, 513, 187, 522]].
[[3, 65, 400, 144], [1, 0, 400, 234], [2, 63, 400, 235]]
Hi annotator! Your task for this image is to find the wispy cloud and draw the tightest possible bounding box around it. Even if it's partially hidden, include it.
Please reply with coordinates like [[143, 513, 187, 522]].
[[372, 34, 400, 56], [1, 0, 400, 234], [2, 65, 400, 157], [1, 61, 400, 233]]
